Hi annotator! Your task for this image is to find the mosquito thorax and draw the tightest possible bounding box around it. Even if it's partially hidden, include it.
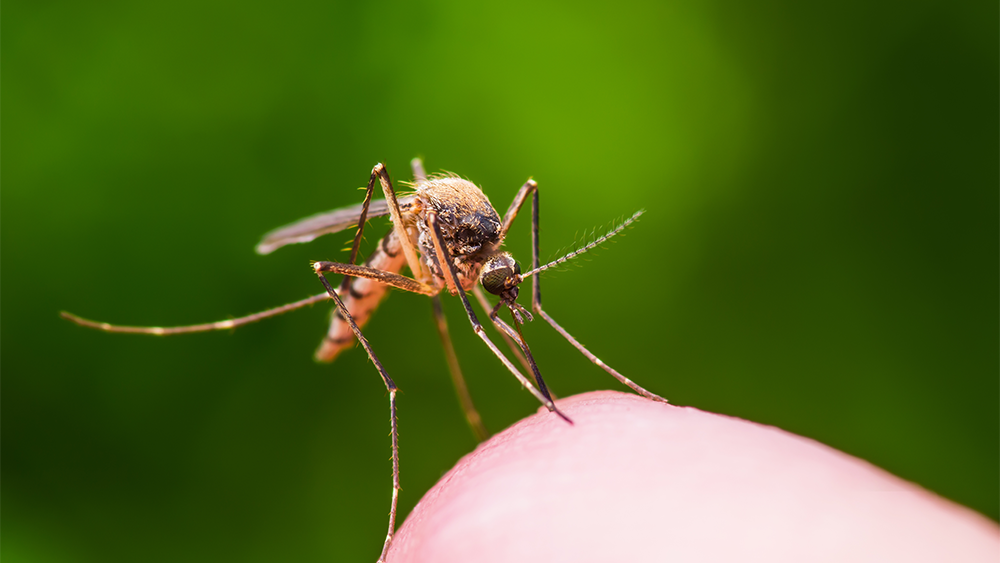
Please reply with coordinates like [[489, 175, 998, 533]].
[[480, 252, 522, 300]]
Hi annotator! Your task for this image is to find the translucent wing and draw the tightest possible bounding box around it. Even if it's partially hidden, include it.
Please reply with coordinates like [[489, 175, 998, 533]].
[[256, 195, 416, 255]]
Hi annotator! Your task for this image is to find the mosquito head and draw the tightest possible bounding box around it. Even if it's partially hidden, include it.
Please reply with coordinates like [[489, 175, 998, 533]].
[[480, 252, 523, 302], [480, 251, 533, 324]]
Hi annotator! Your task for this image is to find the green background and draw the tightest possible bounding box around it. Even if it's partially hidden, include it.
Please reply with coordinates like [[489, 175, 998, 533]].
[[4, 1, 996, 561]]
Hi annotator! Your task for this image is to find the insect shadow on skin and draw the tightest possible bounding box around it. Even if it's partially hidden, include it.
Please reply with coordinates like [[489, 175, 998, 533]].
[[60, 157, 667, 562]]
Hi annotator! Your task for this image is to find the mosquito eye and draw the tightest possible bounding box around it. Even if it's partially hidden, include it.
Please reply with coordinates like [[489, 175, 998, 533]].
[[514, 261, 521, 275], [481, 266, 511, 295]]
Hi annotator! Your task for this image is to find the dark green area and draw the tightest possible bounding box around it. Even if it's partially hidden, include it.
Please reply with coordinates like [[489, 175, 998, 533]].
[[4, 1, 996, 561]]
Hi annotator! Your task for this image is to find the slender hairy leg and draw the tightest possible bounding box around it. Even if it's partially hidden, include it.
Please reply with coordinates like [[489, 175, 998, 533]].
[[431, 295, 489, 442], [344, 157, 432, 278], [471, 285, 535, 378], [371, 163, 425, 282], [314, 256, 439, 361], [337, 165, 380, 295], [499, 178, 538, 241], [317, 162, 426, 361], [426, 211, 571, 423], [313, 163, 382, 359], [60, 292, 332, 335], [314, 268, 400, 563], [510, 182, 668, 403], [311, 262, 437, 296], [417, 156, 491, 440], [485, 301, 558, 406], [413, 156, 492, 440]]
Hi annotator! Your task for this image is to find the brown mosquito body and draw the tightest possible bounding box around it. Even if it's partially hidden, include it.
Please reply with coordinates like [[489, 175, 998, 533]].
[[299, 175, 506, 363], [61, 158, 667, 562]]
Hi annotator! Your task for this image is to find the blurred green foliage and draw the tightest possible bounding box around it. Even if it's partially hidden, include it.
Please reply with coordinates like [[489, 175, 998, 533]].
[[3, 1, 996, 561]]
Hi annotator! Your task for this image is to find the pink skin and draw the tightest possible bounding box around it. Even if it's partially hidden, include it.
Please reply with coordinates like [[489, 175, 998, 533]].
[[388, 390, 999, 562]]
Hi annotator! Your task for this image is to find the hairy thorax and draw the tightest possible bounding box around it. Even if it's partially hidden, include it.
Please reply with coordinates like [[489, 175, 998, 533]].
[[408, 176, 503, 291]]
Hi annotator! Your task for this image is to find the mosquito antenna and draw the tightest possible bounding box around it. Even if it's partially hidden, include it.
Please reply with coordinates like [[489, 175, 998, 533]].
[[520, 209, 644, 280]]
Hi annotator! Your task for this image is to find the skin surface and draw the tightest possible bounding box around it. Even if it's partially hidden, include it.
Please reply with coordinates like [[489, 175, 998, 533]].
[[388, 391, 999, 562]]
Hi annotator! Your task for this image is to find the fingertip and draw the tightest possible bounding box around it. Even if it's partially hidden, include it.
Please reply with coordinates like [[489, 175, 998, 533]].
[[389, 390, 999, 562]]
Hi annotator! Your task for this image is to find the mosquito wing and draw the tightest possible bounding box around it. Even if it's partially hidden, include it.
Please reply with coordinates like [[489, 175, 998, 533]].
[[256, 195, 416, 255]]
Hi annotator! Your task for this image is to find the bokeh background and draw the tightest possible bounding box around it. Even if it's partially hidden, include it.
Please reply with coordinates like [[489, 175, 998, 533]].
[[4, 1, 996, 561]]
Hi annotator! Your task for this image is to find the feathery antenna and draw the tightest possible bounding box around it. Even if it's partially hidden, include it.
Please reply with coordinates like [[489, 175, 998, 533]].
[[520, 210, 644, 279]]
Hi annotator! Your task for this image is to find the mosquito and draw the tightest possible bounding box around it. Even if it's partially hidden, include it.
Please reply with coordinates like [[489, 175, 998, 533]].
[[61, 158, 667, 562]]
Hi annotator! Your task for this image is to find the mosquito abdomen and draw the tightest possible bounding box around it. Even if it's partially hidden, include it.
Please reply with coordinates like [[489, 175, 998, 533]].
[[315, 229, 408, 362]]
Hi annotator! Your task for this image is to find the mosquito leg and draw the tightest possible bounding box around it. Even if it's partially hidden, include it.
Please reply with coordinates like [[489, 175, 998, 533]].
[[315, 164, 400, 361], [524, 185, 668, 403], [426, 211, 571, 424], [533, 307, 666, 402], [337, 165, 380, 294], [473, 286, 555, 398], [499, 178, 538, 240], [60, 292, 332, 335], [314, 267, 400, 563], [314, 236, 435, 362], [471, 285, 534, 379], [312, 261, 438, 296], [371, 163, 425, 282], [485, 302, 558, 405], [410, 157, 427, 183], [431, 295, 489, 442]]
